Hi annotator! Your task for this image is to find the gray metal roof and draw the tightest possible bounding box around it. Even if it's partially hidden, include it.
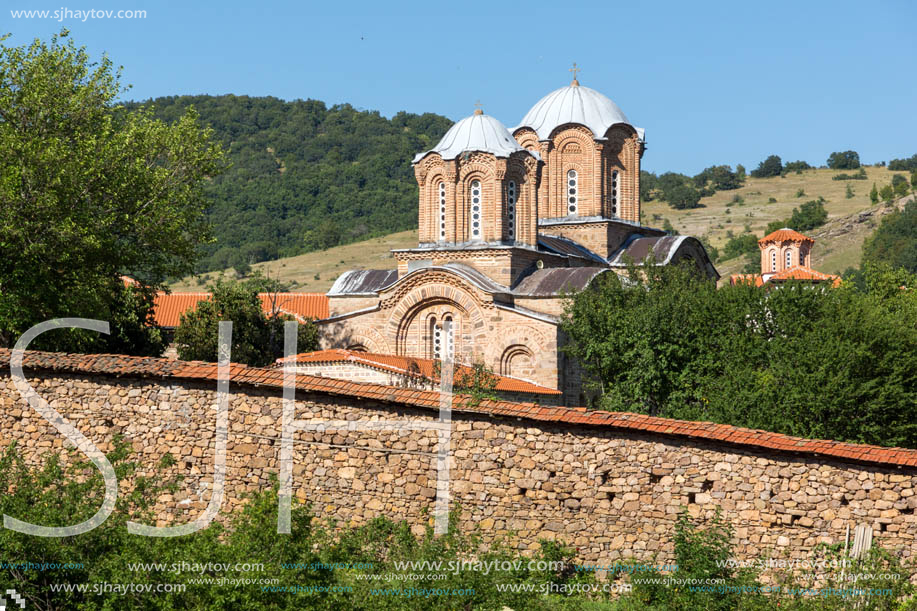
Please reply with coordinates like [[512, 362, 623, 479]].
[[608, 235, 688, 267], [514, 84, 643, 142], [412, 112, 533, 163], [513, 267, 609, 296], [327, 269, 399, 296], [537, 234, 607, 264]]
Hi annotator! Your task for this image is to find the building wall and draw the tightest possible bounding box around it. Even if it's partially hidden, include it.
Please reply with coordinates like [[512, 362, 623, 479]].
[[4, 370, 916, 571]]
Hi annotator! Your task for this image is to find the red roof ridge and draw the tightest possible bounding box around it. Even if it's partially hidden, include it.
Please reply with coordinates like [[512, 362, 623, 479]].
[[759, 228, 814, 244], [4, 348, 917, 469]]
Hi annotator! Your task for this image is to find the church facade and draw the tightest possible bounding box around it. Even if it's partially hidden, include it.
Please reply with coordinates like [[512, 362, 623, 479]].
[[318, 75, 718, 405]]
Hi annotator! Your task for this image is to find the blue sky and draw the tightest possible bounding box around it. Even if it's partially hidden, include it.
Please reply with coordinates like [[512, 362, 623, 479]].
[[5, 0, 916, 174]]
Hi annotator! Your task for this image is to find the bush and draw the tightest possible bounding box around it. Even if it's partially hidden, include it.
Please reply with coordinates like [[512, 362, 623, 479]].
[[782, 160, 812, 174], [750, 155, 782, 178], [767, 197, 777, 203], [827, 150, 860, 169], [888, 153, 917, 172], [665, 184, 703, 210], [832, 167, 867, 181], [722, 233, 759, 261]]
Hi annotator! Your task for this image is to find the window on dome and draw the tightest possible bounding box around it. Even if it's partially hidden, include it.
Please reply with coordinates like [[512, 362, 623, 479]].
[[771, 250, 777, 272], [785, 250, 792, 269], [567, 170, 578, 215], [611, 170, 619, 216], [506, 181, 516, 240], [438, 182, 446, 241], [470, 180, 482, 240], [799, 251, 805, 266]]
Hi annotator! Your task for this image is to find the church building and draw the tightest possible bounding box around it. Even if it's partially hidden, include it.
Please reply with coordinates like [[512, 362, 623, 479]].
[[317, 72, 718, 405]]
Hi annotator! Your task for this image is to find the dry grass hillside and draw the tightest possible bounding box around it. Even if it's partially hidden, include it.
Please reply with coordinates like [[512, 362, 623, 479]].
[[171, 166, 910, 293]]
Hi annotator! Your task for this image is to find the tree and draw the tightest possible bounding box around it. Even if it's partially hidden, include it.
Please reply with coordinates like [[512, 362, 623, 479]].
[[750, 155, 782, 178], [827, 150, 860, 169], [0, 31, 225, 352], [174, 277, 319, 366], [561, 260, 917, 448], [870, 182, 879, 204], [782, 160, 812, 174], [664, 183, 702, 210], [862, 201, 917, 274], [766, 198, 829, 234], [892, 173, 910, 198], [735, 164, 746, 180], [721, 233, 759, 261], [912, 170, 917, 192], [880, 184, 895, 204], [888, 153, 917, 172]]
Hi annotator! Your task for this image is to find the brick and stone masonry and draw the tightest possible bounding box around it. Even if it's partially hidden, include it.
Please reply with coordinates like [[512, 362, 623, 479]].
[[2, 349, 917, 579]]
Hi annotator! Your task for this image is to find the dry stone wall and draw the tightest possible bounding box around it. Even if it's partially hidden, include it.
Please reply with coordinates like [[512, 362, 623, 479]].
[[3, 370, 917, 571]]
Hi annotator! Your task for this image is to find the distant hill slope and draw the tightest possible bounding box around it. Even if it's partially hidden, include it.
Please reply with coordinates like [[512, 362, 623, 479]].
[[132, 95, 452, 273], [172, 167, 911, 293]]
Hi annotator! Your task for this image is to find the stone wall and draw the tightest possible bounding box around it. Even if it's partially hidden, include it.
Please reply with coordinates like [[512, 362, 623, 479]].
[[3, 368, 917, 574]]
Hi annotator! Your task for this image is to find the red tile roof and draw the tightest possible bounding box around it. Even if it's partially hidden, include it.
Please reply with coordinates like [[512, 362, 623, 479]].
[[152, 292, 329, 328], [728, 274, 764, 287], [770, 266, 842, 286], [4, 348, 917, 469], [276, 349, 562, 396], [759, 228, 814, 244]]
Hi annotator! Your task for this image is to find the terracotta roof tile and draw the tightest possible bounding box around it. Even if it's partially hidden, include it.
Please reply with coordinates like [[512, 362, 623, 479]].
[[4, 348, 917, 470], [759, 228, 814, 244], [153, 292, 328, 328]]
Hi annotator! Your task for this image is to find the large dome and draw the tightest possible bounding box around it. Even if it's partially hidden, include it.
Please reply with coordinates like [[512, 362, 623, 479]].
[[514, 84, 642, 142], [413, 111, 529, 163]]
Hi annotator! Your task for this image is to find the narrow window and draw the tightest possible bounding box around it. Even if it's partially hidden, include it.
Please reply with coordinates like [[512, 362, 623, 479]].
[[611, 170, 619, 216], [785, 249, 792, 269], [470, 180, 482, 239], [443, 315, 454, 360], [438, 182, 446, 241], [799, 250, 805, 266], [567, 170, 578, 215], [506, 181, 516, 240], [431, 318, 442, 360], [771, 250, 777, 272]]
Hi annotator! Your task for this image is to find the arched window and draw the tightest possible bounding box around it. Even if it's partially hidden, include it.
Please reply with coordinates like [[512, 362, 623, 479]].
[[567, 170, 578, 215], [611, 170, 619, 216], [431, 317, 442, 360], [799, 250, 805, 266], [438, 182, 446, 241], [470, 180, 482, 239], [443, 315, 454, 360], [771, 250, 777, 272], [506, 181, 516, 241], [785, 249, 793, 269]]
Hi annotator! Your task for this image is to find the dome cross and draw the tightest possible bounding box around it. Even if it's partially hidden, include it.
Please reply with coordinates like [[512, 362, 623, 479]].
[[569, 62, 581, 86]]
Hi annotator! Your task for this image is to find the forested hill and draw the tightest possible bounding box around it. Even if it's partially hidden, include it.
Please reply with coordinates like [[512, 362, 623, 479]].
[[131, 95, 453, 273]]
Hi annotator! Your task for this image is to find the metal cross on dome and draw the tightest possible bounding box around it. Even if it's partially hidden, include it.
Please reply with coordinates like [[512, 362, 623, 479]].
[[569, 62, 581, 83]]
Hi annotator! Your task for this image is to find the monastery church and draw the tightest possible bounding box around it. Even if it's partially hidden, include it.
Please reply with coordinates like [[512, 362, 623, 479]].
[[314, 71, 719, 405]]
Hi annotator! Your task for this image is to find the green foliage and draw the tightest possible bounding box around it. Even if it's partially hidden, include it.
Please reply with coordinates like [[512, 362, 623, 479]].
[[174, 277, 319, 366], [750, 155, 782, 178], [892, 173, 910, 198], [130, 95, 453, 273], [665, 184, 702, 210], [870, 182, 880, 204], [831, 167, 867, 180], [888, 153, 917, 172], [561, 261, 917, 447], [862, 201, 917, 274], [0, 443, 606, 610], [782, 160, 812, 174], [766, 197, 828, 234], [662, 218, 678, 235], [0, 31, 225, 352], [693, 165, 743, 191], [640, 170, 658, 202], [845, 183, 854, 199], [795, 188, 806, 198], [879, 184, 895, 203], [698, 236, 719, 263], [722, 233, 759, 261], [826, 150, 860, 169], [767, 197, 777, 203]]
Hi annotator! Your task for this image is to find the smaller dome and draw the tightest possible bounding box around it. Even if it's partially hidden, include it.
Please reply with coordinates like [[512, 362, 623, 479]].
[[515, 84, 642, 142], [413, 112, 529, 163]]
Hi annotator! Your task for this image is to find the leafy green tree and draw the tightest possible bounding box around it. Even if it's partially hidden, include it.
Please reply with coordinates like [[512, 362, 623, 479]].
[[888, 153, 917, 171], [735, 164, 746, 180], [782, 160, 812, 174], [664, 183, 702, 210], [561, 261, 917, 447], [826, 150, 860, 169], [845, 183, 854, 199], [750, 154, 782, 178], [911, 170, 917, 192], [640, 170, 658, 201], [722, 233, 759, 261], [0, 31, 225, 353], [862, 201, 917, 274], [693, 165, 741, 191], [893, 173, 910, 198], [174, 277, 319, 366], [880, 183, 895, 203], [870, 182, 879, 204], [766, 198, 828, 234]]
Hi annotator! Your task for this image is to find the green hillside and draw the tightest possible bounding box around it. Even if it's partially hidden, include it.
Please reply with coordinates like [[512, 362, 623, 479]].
[[133, 95, 452, 273]]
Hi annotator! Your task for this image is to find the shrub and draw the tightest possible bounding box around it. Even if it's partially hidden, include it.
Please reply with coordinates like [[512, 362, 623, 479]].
[[782, 160, 812, 174], [888, 153, 917, 171]]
